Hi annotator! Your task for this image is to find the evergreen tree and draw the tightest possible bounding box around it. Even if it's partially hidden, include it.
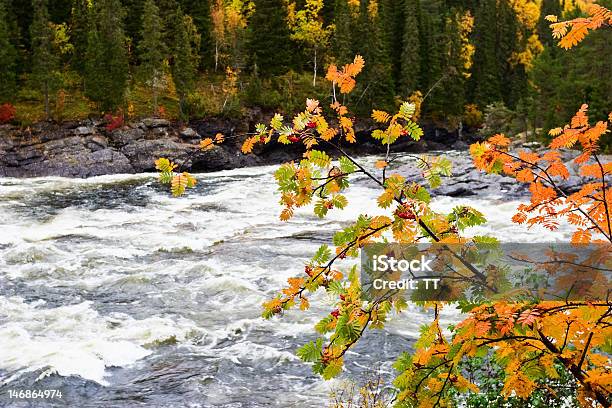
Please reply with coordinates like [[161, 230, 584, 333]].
[[429, 8, 467, 121], [247, 0, 293, 75], [47, 0, 71, 23], [469, 0, 501, 106], [496, 0, 523, 108], [122, 0, 145, 52], [331, 0, 354, 64], [171, 7, 200, 118], [30, 0, 59, 119], [538, 0, 562, 48], [84, 0, 129, 111], [70, 0, 89, 75], [138, 0, 166, 114], [400, 0, 421, 95], [378, 0, 403, 87], [0, 0, 17, 102], [180, 0, 214, 69], [358, 0, 394, 111]]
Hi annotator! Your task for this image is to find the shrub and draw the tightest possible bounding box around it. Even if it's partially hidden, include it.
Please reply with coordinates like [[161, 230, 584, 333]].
[[0, 103, 16, 123], [104, 111, 124, 131]]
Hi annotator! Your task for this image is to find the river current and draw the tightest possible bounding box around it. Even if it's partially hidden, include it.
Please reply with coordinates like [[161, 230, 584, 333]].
[[0, 155, 574, 407]]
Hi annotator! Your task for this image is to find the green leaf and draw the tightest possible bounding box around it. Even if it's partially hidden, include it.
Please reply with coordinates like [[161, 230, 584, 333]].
[[270, 113, 284, 130], [314, 199, 329, 218], [159, 171, 173, 184], [296, 338, 323, 362], [309, 150, 332, 168], [332, 194, 348, 209], [338, 156, 356, 174], [312, 244, 332, 264], [399, 101, 416, 119]]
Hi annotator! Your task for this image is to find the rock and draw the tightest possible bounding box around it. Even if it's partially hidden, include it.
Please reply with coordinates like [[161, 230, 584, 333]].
[[142, 118, 170, 128], [74, 126, 93, 135], [120, 139, 194, 172], [522, 141, 541, 149], [110, 128, 143, 147], [86, 135, 108, 151], [451, 140, 469, 151], [180, 127, 199, 139]]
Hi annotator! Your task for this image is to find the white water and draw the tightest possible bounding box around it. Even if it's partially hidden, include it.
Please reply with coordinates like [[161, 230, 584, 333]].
[[0, 157, 574, 406]]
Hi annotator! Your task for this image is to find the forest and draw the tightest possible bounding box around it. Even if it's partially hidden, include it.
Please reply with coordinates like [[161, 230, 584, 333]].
[[0, 0, 610, 140]]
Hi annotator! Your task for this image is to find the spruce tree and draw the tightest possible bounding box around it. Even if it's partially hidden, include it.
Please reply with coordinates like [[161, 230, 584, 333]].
[[70, 0, 89, 75], [170, 7, 200, 118], [538, 0, 562, 48], [378, 0, 403, 86], [469, 0, 501, 107], [138, 0, 166, 114], [30, 0, 58, 119], [400, 0, 421, 95], [429, 8, 467, 121], [180, 0, 214, 69], [122, 0, 145, 51], [358, 0, 394, 111], [331, 0, 354, 64], [0, 0, 16, 102], [84, 0, 129, 112], [247, 0, 293, 75]]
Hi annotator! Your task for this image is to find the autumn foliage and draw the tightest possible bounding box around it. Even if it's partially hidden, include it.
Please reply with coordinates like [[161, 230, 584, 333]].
[[154, 8, 612, 407], [0, 102, 15, 123], [471, 104, 611, 244]]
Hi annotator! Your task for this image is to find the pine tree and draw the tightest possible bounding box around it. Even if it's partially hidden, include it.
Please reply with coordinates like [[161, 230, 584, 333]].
[[538, 0, 562, 48], [84, 0, 129, 112], [469, 0, 501, 106], [0, 0, 16, 102], [30, 0, 58, 119], [180, 0, 214, 69], [138, 0, 166, 114], [70, 0, 89, 75], [400, 0, 421, 95], [358, 0, 394, 111], [331, 0, 354, 64], [171, 7, 200, 118], [122, 0, 145, 52], [378, 0, 403, 87], [247, 0, 293, 75], [429, 8, 468, 120]]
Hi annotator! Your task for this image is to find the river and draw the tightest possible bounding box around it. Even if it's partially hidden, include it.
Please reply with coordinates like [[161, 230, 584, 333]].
[[0, 154, 574, 407]]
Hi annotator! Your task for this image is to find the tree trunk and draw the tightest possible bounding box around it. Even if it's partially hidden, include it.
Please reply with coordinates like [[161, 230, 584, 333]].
[[313, 47, 317, 87], [44, 81, 50, 120], [215, 41, 219, 72]]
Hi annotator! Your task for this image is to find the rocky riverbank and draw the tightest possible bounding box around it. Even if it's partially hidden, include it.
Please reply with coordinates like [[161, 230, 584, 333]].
[[0, 117, 470, 178], [0, 118, 601, 199]]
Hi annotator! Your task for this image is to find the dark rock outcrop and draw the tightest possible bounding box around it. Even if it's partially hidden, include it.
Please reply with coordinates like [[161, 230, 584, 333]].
[[0, 119, 605, 200]]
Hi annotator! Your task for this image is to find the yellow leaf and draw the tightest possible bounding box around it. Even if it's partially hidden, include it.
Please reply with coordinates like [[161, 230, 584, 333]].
[[200, 138, 215, 151]]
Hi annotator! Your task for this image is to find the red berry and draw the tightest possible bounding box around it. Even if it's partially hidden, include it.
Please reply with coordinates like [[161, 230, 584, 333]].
[[339, 294, 346, 301], [331, 309, 340, 318], [306, 121, 317, 129], [288, 135, 300, 143], [397, 209, 416, 220], [259, 136, 266, 143], [325, 202, 333, 209], [401, 129, 409, 136], [305, 265, 313, 276]]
